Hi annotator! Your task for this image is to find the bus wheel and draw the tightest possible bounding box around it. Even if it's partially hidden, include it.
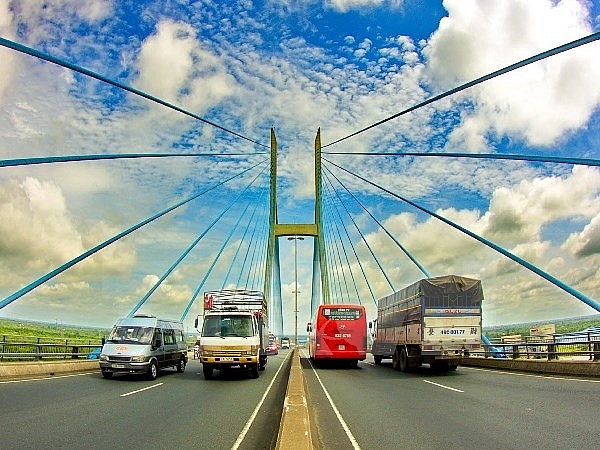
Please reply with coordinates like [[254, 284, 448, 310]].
[[203, 364, 214, 379], [399, 348, 409, 373], [373, 355, 383, 365]]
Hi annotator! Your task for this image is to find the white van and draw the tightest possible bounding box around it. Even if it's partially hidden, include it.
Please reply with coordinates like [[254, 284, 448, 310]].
[[99, 314, 188, 380]]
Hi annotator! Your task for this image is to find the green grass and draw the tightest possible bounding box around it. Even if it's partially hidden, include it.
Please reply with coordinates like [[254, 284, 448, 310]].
[[0, 318, 108, 343], [484, 315, 600, 340]]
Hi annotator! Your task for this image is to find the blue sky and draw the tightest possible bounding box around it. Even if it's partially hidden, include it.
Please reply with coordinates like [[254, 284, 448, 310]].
[[1, 0, 600, 333]]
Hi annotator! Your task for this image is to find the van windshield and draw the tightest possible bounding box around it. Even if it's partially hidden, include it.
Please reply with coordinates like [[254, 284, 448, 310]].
[[202, 315, 253, 338], [107, 326, 154, 344]]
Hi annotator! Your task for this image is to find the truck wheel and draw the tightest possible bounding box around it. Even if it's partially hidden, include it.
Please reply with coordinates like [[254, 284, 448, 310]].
[[203, 364, 213, 379], [147, 360, 158, 380], [399, 348, 409, 373], [392, 348, 400, 371], [250, 363, 260, 379], [373, 355, 383, 365], [259, 356, 267, 371], [176, 356, 186, 373]]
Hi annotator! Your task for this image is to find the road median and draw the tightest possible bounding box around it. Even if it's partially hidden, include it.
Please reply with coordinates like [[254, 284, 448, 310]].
[[276, 348, 314, 449]]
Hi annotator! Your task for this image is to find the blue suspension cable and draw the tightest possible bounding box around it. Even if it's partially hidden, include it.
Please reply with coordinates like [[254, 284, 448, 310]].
[[321, 152, 600, 167], [0, 160, 267, 309], [325, 158, 600, 313], [179, 168, 268, 321], [0, 37, 268, 149], [323, 32, 600, 148], [0, 152, 267, 168], [324, 164, 430, 279]]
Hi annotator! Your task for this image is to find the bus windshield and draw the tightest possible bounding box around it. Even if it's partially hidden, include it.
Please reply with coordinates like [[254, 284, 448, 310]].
[[321, 307, 363, 320]]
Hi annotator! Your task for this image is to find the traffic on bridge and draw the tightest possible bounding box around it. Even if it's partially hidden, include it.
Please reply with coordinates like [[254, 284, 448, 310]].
[[1, 1, 600, 449]]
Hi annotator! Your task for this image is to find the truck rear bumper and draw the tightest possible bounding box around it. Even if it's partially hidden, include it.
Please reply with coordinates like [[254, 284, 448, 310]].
[[200, 355, 259, 364]]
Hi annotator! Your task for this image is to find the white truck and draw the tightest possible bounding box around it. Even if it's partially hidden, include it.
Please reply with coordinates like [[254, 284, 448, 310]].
[[194, 289, 268, 379], [371, 275, 483, 372]]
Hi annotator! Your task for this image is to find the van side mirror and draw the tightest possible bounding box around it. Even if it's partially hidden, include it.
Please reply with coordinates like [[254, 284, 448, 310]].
[[368, 322, 372, 329], [194, 317, 198, 328]]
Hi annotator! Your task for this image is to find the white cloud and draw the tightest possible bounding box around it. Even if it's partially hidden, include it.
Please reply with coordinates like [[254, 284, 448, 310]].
[[424, 0, 600, 148], [135, 20, 238, 113]]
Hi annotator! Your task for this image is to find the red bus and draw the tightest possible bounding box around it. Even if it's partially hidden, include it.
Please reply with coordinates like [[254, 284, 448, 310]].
[[306, 304, 367, 367]]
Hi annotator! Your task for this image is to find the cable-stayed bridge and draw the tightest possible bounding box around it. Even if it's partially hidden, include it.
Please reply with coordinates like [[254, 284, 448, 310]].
[[1, 33, 600, 336]]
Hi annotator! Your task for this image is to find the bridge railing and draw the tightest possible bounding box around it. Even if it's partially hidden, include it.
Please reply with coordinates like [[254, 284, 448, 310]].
[[476, 332, 600, 361], [0, 335, 103, 361]]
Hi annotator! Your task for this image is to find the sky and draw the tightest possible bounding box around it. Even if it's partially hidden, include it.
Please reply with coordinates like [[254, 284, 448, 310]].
[[1, 0, 600, 333]]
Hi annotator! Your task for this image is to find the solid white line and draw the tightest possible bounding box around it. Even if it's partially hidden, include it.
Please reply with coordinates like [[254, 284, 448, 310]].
[[0, 371, 95, 384], [120, 382, 163, 397], [423, 379, 464, 392], [303, 350, 361, 450], [231, 351, 293, 450]]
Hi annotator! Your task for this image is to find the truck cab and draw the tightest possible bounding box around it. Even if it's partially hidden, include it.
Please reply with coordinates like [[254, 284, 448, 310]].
[[195, 289, 268, 379]]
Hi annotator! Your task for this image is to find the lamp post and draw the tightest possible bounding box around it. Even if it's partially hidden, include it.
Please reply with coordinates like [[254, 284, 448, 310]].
[[288, 235, 304, 346]]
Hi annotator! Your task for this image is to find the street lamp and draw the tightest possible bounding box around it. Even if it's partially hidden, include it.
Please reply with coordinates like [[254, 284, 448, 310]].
[[288, 235, 304, 346]]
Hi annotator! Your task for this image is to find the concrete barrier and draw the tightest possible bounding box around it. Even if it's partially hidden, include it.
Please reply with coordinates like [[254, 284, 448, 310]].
[[0, 360, 99, 379], [276, 348, 314, 449], [459, 357, 600, 377]]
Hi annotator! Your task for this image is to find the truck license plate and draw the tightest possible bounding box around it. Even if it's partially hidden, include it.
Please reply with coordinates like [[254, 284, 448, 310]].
[[221, 357, 234, 362], [338, 345, 345, 350], [112, 364, 125, 369]]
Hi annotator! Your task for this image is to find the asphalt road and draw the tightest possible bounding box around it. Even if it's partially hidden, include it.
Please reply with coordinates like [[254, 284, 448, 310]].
[[0, 351, 292, 450], [302, 352, 600, 450], [2, 350, 599, 450]]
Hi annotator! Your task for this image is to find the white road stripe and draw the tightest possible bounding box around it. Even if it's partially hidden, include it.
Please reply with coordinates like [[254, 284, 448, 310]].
[[231, 350, 293, 450], [303, 350, 362, 450], [423, 379, 464, 392], [120, 382, 163, 397]]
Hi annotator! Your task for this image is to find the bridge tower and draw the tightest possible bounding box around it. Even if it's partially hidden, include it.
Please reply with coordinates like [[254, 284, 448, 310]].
[[263, 129, 330, 336]]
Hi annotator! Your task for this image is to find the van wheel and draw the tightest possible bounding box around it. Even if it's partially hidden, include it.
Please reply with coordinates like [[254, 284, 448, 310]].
[[373, 355, 383, 365], [203, 364, 213, 379], [177, 357, 186, 373], [147, 360, 158, 380], [250, 363, 259, 379]]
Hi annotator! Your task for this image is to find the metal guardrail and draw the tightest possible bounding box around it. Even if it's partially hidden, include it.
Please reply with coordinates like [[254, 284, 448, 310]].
[[0, 335, 103, 361], [475, 332, 600, 361]]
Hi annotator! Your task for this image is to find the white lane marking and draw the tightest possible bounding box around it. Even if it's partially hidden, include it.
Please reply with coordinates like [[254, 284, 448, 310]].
[[461, 365, 600, 383], [0, 371, 95, 384], [303, 350, 361, 450], [423, 379, 464, 392], [231, 351, 294, 450], [120, 382, 163, 397]]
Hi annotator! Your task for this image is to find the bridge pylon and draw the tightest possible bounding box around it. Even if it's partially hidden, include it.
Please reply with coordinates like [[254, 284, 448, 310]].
[[263, 128, 330, 336]]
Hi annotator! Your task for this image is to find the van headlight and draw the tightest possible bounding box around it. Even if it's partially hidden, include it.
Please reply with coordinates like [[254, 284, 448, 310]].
[[131, 355, 146, 362], [99, 354, 108, 361]]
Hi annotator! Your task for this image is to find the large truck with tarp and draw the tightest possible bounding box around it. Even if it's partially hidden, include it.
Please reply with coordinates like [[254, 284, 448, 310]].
[[194, 289, 268, 379], [370, 275, 483, 372]]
